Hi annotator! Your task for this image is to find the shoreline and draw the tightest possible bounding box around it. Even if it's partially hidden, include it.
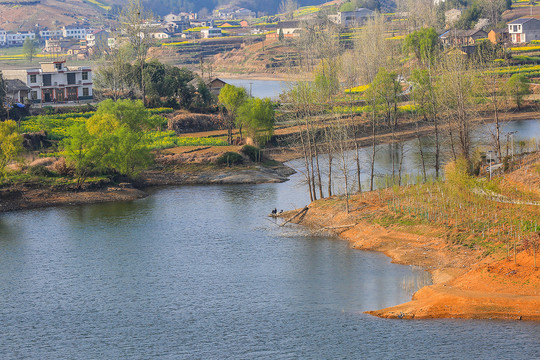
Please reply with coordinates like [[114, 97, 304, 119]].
[[268, 108, 540, 163], [281, 191, 540, 321], [0, 162, 296, 213]]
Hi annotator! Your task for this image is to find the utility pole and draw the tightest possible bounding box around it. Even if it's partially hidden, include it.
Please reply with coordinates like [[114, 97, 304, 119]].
[[487, 150, 494, 180]]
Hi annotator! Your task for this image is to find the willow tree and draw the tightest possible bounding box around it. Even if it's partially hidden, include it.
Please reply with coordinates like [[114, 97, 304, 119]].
[[218, 84, 247, 144], [402, 27, 439, 67], [237, 97, 275, 145]]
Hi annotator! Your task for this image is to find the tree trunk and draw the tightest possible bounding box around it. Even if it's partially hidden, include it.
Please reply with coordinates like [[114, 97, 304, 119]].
[[355, 137, 362, 193], [370, 110, 376, 191]]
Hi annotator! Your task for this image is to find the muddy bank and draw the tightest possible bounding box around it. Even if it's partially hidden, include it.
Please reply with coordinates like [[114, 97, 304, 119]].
[[0, 162, 296, 213], [0, 185, 148, 213], [281, 195, 540, 321]]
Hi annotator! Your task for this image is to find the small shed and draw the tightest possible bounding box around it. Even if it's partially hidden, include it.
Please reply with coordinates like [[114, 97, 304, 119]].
[[488, 28, 510, 44], [207, 78, 227, 95], [5, 79, 30, 103]]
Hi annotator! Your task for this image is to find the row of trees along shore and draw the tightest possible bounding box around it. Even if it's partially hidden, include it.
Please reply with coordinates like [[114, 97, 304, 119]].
[[278, 16, 535, 208]]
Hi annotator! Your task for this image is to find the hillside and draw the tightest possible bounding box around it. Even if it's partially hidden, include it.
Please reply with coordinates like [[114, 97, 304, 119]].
[[0, 0, 118, 30], [143, 0, 341, 17]]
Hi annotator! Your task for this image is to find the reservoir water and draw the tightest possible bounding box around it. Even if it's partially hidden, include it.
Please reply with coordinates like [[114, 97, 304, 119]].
[[221, 78, 288, 100], [1, 120, 540, 358]]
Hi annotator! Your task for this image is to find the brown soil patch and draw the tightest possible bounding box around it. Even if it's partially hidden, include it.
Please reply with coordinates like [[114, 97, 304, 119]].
[[283, 190, 540, 321]]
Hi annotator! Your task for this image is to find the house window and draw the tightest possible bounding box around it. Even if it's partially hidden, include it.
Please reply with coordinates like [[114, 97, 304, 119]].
[[43, 74, 52, 86], [67, 73, 76, 85], [30, 91, 37, 100], [82, 71, 88, 80], [82, 87, 89, 97], [55, 63, 62, 70], [30, 74, 36, 83]]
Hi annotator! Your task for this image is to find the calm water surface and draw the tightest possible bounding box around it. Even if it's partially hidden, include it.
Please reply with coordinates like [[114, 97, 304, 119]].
[[1, 121, 540, 358], [221, 79, 289, 99]]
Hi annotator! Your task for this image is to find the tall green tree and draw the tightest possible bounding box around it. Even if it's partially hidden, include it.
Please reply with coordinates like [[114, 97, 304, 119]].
[[63, 99, 158, 186], [365, 67, 400, 127], [403, 27, 439, 66], [22, 37, 36, 62], [62, 123, 109, 187], [504, 73, 531, 110], [237, 97, 275, 145], [313, 58, 340, 102], [218, 84, 248, 143]]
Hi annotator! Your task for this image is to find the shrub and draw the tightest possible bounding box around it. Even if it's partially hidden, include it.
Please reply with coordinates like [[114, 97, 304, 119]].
[[52, 157, 74, 176], [216, 152, 243, 166], [240, 145, 261, 162], [28, 164, 55, 177]]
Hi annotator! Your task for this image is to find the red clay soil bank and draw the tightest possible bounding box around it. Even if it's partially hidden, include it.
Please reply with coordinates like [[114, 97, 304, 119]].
[[286, 198, 540, 321]]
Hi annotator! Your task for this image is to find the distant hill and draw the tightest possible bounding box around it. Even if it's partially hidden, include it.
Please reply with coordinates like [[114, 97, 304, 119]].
[[142, 0, 337, 17]]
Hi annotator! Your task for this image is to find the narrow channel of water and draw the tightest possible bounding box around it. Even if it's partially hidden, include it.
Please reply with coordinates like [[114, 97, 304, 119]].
[[0, 120, 539, 359], [221, 78, 289, 99]]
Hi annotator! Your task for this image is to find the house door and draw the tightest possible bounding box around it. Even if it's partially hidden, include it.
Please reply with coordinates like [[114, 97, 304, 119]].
[[43, 89, 53, 102], [516, 33, 521, 43], [55, 88, 65, 102], [67, 87, 77, 101]]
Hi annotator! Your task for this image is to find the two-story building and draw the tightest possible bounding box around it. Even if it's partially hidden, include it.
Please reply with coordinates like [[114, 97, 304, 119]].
[[328, 8, 375, 28], [201, 27, 222, 38], [39, 29, 63, 40], [6, 32, 36, 46], [63, 25, 87, 40], [3, 61, 93, 103], [0, 30, 35, 46], [507, 17, 540, 43], [86, 30, 109, 47]]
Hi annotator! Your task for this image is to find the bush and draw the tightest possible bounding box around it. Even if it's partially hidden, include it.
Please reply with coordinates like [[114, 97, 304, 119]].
[[216, 152, 243, 166], [240, 145, 261, 162], [28, 164, 55, 177], [52, 157, 74, 176]]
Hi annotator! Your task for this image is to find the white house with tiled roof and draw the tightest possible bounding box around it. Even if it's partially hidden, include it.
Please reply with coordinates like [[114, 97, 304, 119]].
[[508, 17, 540, 43], [3, 60, 93, 103]]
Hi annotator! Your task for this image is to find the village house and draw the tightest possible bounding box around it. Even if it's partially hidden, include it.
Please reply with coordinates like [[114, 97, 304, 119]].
[[488, 28, 510, 44], [39, 29, 63, 41], [62, 25, 87, 40], [3, 61, 93, 104], [43, 39, 78, 53], [0, 30, 36, 46], [507, 17, 540, 43], [5, 79, 31, 103], [201, 26, 222, 38], [276, 20, 302, 35], [439, 29, 487, 46], [328, 8, 375, 28], [149, 29, 172, 39], [163, 13, 191, 33], [233, 8, 255, 19], [86, 30, 108, 47], [0, 31, 36, 46]]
